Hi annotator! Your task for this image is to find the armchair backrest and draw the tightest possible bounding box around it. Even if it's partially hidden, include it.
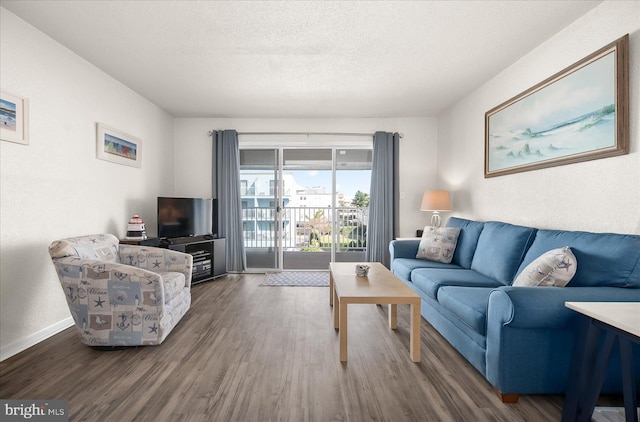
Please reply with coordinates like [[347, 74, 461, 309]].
[[49, 234, 120, 263]]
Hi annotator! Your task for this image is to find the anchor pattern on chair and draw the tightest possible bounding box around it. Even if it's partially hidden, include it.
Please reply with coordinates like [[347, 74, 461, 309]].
[[49, 234, 192, 346]]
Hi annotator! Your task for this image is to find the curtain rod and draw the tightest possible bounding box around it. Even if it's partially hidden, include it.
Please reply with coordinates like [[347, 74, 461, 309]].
[[207, 130, 403, 138]]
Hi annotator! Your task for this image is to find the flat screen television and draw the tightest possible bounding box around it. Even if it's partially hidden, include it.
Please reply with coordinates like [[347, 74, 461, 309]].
[[157, 197, 216, 239]]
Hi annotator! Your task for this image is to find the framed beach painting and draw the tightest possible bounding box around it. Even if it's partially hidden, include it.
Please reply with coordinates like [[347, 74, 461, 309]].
[[96, 123, 142, 168], [485, 34, 629, 178], [0, 91, 29, 145]]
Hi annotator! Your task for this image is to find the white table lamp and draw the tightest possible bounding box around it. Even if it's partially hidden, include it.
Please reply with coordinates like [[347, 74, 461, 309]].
[[420, 190, 451, 227]]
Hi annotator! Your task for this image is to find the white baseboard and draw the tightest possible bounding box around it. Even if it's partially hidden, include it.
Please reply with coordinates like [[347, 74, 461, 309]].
[[0, 317, 74, 362]]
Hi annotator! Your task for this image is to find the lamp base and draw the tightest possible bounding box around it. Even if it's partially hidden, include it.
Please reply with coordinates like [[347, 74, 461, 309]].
[[430, 212, 442, 227]]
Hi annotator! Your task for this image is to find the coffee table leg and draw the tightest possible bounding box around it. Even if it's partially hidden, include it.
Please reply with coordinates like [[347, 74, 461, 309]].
[[410, 302, 421, 362], [329, 271, 334, 306], [340, 301, 348, 362], [333, 290, 339, 330], [389, 304, 397, 329]]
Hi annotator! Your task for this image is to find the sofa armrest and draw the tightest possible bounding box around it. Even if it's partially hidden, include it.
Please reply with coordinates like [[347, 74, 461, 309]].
[[389, 239, 421, 261], [486, 285, 640, 395], [488, 285, 640, 329], [118, 245, 193, 287]]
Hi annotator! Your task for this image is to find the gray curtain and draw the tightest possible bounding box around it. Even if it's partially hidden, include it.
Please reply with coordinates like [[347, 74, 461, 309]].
[[365, 131, 400, 268], [213, 130, 246, 272]]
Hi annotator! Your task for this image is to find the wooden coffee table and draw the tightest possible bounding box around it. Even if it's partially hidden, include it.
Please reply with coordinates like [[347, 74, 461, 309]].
[[329, 262, 421, 362]]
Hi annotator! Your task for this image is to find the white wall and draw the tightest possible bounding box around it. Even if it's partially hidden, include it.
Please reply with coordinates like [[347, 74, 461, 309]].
[[437, 0, 640, 234], [0, 9, 175, 360], [173, 117, 438, 237]]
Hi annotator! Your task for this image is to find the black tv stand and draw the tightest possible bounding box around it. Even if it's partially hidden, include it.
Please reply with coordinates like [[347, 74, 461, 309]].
[[121, 235, 226, 284], [164, 236, 227, 284]]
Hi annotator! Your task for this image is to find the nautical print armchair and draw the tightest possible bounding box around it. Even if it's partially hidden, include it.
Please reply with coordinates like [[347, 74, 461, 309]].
[[48, 234, 192, 346]]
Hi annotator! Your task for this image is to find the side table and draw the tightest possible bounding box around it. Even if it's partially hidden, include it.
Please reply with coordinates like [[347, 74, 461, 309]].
[[562, 302, 640, 422]]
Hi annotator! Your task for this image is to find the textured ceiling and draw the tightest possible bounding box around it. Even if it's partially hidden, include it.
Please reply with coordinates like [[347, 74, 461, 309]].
[[1, 1, 602, 118]]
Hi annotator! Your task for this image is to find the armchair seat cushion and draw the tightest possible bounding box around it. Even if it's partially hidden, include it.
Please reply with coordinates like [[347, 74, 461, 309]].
[[160, 272, 186, 303]]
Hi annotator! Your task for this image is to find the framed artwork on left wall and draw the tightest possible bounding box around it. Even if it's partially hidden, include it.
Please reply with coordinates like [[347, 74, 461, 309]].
[[0, 91, 29, 145], [96, 123, 142, 168]]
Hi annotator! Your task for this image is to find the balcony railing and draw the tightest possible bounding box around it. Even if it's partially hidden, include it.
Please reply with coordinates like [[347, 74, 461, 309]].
[[242, 206, 368, 252]]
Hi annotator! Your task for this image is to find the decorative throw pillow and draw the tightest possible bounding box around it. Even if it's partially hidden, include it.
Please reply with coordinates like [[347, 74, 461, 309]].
[[513, 246, 577, 287], [416, 226, 460, 264]]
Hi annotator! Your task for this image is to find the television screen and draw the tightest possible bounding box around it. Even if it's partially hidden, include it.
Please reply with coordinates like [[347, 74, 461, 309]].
[[157, 197, 214, 239]]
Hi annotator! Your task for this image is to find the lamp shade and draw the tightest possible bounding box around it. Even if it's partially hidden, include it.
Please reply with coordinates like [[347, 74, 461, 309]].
[[420, 190, 451, 211]]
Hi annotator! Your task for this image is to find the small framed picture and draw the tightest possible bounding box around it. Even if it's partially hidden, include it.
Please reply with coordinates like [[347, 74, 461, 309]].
[[96, 123, 142, 168], [0, 91, 29, 145]]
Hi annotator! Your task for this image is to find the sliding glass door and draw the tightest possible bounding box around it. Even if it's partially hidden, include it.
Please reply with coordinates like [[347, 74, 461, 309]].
[[239, 149, 279, 270], [240, 145, 372, 271], [281, 148, 333, 270], [334, 149, 372, 263]]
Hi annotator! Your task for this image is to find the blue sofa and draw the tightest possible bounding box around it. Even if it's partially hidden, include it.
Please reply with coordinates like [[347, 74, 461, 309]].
[[390, 217, 640, 402]]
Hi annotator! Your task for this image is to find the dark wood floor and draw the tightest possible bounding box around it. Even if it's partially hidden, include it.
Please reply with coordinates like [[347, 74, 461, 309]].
[[1, 273, 568, 421]]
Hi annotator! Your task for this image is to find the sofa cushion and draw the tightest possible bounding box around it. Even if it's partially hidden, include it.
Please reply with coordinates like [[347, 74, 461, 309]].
[[471, 221, 537, 284], [392, 258, 462, 282], [416, 226, 460, 263], [446, 217, 485, 269], [159, 271, 186, 302], [513, 246, 577, 287], [411, 268, 503, 300], [437, 286, 494, 336], [516, 230, 640, 288]]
